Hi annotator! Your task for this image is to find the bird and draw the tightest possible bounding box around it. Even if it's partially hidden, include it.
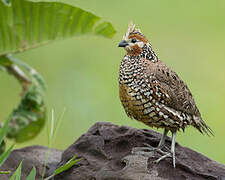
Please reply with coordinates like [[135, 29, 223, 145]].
[[118, 22, 213, 168]]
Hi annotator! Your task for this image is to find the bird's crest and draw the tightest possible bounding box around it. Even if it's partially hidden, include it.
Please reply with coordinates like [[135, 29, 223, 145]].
[[123, 22, 145, 41]]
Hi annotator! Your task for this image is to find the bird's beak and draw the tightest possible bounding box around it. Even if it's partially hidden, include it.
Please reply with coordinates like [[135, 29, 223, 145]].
[[118, 40, 129, 47]]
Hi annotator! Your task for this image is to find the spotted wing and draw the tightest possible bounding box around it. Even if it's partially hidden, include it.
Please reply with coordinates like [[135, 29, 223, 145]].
[[144, 59, 213, 135]]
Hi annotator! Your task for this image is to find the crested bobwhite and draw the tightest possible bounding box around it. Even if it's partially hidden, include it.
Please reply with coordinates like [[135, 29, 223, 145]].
[[118, 23, 213, 168]]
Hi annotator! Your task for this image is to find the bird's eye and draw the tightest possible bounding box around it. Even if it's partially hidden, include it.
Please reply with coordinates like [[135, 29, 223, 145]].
[[131, 38, 137, 43]]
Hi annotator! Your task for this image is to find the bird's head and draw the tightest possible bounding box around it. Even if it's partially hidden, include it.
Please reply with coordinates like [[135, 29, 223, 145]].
[[118, 23, 149, 56]]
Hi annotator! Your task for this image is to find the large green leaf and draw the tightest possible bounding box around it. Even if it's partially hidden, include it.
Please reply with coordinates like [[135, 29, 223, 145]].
[[0, 0, 116, 55]]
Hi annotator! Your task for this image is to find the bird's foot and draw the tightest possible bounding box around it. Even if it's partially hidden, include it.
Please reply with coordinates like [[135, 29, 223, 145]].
[[154, 151, 176, 168], [131, 143, 176, 168], [143, 143, 170, 154], [131, 143, 168, 157]]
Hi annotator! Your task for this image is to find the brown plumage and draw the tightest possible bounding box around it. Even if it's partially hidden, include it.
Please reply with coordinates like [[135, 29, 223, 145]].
[[118, 23, 213, 168]]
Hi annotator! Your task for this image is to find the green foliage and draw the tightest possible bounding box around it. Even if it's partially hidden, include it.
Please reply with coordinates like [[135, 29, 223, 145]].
[[52, 155, 80, 177], [41, 109, 66, 179], [95, 22, 116, 38], [26, 167, 36, 180], [5, 155, 79, 180], [1, 0, 11, 6], [6, 85, 46, 142], [0, 0, 116, 178], [0, 0, 116, 145], [10, 161, 23, 180], [0, 0, 116, 146], [0, 114, 14, 162], [0, 140, 6, 155], [0, 56, 13, 66], [0, 170, 11, 174], [0, 0, 116, 56], [1, 110, 78, 180], [0, 113, 11, 145], [0, 115, 14, 175], [0, 144, 14, 167], [0, 55, 47, 143], [44, 155, 81, 180]]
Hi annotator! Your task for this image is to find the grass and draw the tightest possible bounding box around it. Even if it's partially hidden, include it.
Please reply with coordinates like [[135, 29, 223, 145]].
[[41, 108, 66, 180], [0, 114, 14, 175], [42, 108, 81, 180], [0, 109, 80, 180]]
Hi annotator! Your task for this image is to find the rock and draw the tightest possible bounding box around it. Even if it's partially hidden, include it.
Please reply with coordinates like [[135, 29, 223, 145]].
[[0, 145, 62, 180], [55, 122, 225, 180], [1, 122, 225, 180]]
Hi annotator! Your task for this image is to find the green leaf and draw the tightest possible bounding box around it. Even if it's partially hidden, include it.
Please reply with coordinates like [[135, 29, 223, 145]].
[[0, 56, 13, 66], [0, 0, 116, 56], [0, 171, 11, 174], [54, 155, 80, 176], [2, 55, 46, 143], [6, 55, 46, 91], [10, 161, 23, 180], [0, 66, 13, 153], [1, 0, 11, 6], [95, 22, 117, 38], [0, 133, 6, 155], [44, 155, 80, 180], [0, 144, 14, 166], [7, 83, 46, 142], [26, 167, 36, 180], [0, 113, 12, 145]]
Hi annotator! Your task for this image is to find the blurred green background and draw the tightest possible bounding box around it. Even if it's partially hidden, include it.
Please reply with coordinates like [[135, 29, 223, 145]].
[[1, 0, 225, 164]]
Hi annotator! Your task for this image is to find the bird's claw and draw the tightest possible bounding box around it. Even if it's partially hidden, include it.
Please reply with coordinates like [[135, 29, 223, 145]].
[[131, 144, 169, 158], [154, 151, 176, 168], [143, 143, 169, 155]]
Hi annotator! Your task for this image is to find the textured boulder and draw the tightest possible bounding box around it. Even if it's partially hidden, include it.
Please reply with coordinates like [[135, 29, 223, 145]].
[[1, 122, 225, 180], [0, 145, 62, 180], [54, 122, 225, 180]]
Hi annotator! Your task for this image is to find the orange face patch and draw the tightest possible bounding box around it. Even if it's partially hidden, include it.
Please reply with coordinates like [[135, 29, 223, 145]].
[[127, 44, 142, 56], [128, 34, 148, 43]]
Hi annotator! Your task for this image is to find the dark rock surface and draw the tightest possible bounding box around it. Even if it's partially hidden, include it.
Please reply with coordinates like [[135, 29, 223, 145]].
[[1, 122, 225, 180], [55, 122, 225, 180], [0, 145, 62, 180]]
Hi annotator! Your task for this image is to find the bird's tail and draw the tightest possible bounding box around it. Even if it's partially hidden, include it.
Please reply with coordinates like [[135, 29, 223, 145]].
[[193, 116, 214, 136]]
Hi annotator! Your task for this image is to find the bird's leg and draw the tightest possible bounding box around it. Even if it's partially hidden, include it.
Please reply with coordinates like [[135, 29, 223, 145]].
[[154, 131, 176, 168], [157, 129, 169, 149], [171, 131, 176, 168], [142, 129, 169, 150], [132, 129, 169, 155]]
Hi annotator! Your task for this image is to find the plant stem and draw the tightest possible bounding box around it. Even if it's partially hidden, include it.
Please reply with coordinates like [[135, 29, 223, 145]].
[[6, 64, 31, 94]]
